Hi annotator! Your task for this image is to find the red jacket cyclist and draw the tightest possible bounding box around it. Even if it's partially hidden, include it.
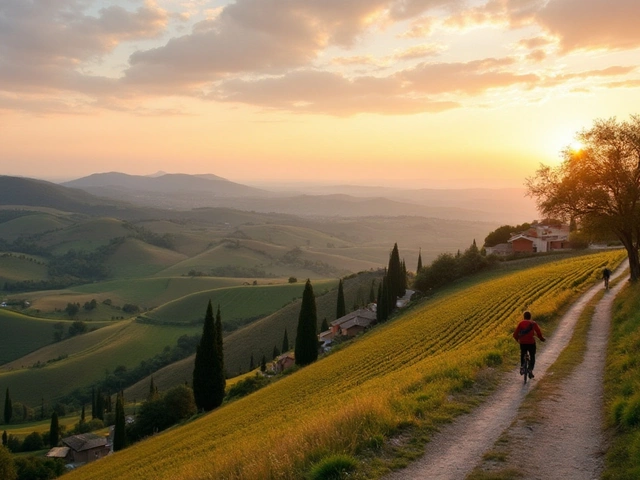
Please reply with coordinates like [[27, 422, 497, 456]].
[[513, 311, 546, 379]]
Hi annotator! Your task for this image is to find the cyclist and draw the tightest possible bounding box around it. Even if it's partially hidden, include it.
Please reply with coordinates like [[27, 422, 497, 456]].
[[513, 311, 546, 379], [603, 267, 611, 289]]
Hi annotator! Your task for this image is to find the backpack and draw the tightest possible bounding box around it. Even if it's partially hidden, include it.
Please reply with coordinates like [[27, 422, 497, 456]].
[[518, 321, 534, 337]]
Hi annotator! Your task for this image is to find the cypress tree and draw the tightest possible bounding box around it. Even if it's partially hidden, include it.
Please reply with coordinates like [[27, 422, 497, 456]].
[[295, 279, 318, 366], [3, 389, 11, 425], [387, 243, 402, 310], [272, 345, 280, 360], [215, 305, 224, 372], [193, 300, 224, 412], [282, 329, 289, 353], [376, 281, 384, 323], [336, 279, 346, 319], [91, 388, 96, 419], [320, 317, 329, 332], [2, 430, 7, 446], [49, 412, 59, 448], [249, 353, 255, 371], [369, 279, 376, 304], [148, 377, 159, 402], [211, 308, 226, 409], [401, 259, 407, 296], [260, 355, 267, 373], [113, 394, 126, 452], [80, 405, 85, 424], [417, 249, 423, 273], [95, 389, 104, 421]]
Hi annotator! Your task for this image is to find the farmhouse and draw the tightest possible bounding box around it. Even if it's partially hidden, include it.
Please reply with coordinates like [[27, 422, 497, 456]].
[[274, 352, 295, 373], [318, 308, 377, 348], [58, 433, 110, 464], [508, 224, 570, 254]]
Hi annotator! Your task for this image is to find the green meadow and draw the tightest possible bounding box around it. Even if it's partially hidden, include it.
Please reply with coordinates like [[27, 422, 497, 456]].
[[0, 320, 201, 406], [140, 281, 336, 327]]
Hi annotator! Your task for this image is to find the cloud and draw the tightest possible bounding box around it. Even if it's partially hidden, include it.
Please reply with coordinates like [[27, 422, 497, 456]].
[[123, 0, 391, 86], [401, 57, 538, 95], [214, 69, 458, 116], [393, 43, 446, 60], [0, 0, 168, 98], [536, 0, 640, 52]]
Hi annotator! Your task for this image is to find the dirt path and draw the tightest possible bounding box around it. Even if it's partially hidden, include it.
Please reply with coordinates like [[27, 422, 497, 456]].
[[385, 268, 625, 480]]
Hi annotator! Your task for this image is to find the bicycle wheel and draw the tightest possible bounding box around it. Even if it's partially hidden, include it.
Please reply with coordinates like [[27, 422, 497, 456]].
[[523, 354, 529, 385]]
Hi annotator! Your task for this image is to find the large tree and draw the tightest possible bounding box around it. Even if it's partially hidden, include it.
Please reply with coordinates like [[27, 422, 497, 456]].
[[3, 389, 11, 425], [49, 412, 59, 448], [192, 300, 225, 412], [336, 279, 346, 319], [295, 279, 318, 366], [387, 243, 405, 306], [113, 393, 126, 452], [527, 116, 640, 281]]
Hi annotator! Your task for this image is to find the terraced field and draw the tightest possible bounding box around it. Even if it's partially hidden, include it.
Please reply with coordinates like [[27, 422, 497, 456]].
[[65, 249, 625, 480]]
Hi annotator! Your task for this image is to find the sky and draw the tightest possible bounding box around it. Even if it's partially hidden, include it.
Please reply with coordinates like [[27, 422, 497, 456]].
[[1, 0, 640, 188]]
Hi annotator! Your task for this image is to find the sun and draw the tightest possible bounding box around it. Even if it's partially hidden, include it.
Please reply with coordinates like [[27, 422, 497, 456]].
[[569, 139, 584, 152]]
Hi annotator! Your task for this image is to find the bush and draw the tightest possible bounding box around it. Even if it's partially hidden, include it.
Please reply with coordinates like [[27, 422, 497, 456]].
[[21, 432, 44, 452], [14, 456, 65, 480], [225, 374, 271, 402], [308, 454, 358, 480], [122, 304, 140, 314]]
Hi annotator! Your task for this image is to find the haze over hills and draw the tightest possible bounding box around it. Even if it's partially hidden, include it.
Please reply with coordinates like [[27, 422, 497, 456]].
[[61, 172, 538, 223]]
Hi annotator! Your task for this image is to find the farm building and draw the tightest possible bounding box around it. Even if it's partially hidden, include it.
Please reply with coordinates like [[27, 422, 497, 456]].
[[58, 433, 110, 464], [508, 224, 570, 253], [319, 308, 377, 348]]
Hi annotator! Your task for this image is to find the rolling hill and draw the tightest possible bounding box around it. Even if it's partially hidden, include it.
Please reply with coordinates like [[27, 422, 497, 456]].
[[63, 249, 625, 480]]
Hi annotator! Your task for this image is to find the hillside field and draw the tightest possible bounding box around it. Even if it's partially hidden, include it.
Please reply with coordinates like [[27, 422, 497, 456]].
[[65, 249, 625, 480]]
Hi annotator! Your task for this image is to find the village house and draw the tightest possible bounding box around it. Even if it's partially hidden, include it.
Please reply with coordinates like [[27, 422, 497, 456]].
[[318, 308, 377, 349], [507, 224, 570, 254], [274, 352, 295, 373], [48, 433, 110, 465]]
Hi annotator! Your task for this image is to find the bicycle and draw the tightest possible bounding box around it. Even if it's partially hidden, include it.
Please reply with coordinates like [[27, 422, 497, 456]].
[[604, 276, 610, 290], [521, 351, 531, 385]]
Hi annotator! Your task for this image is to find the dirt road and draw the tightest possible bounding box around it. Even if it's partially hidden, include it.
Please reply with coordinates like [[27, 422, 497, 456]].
[[385, 268, 625, 480]]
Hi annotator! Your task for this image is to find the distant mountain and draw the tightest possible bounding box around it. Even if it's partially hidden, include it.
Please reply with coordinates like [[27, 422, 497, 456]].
[[0, 175, 126, 214], [63, 172, 269, 197]]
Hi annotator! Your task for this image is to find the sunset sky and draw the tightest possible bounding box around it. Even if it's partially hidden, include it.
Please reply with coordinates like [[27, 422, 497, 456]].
[[1, 0, 639, 188]]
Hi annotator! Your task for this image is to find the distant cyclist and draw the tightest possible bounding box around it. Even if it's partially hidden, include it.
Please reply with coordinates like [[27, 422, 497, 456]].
[[603, 267, 611, 289], [513, 311, 546, 379]]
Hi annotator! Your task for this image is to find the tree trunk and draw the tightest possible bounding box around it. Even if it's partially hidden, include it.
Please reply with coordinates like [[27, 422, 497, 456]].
[[627, 244, 640, 282], [618, 231, 640, 282]]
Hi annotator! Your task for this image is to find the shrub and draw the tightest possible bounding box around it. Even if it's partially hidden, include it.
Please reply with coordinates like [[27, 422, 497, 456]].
[[623, 395, 640, 428], [225, 374, 270, 402], [21, 432, 44, 452], [308, 454, 358, 480]]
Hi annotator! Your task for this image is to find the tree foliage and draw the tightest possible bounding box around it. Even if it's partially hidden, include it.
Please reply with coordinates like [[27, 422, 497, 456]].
[[336, 279, 346, 319], [3, 389, 11, 425], [192, 301, 225, 412], [48, 412, 59, 448], [113, 393, 126, 452], [527, 115, 640, 281], [483, 223, 531, 247], [0, 445, 16, 480], [295, 279, 318, 366]]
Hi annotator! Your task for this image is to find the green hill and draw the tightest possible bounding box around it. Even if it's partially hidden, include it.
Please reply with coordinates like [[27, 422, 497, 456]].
[[107, 238, 188, 278], [139, 281, 335, 329], [0, 252, 48, 284], [0, 319, 201, 406], [65, 249, 625, 480], [0, 309, 113, 365]]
